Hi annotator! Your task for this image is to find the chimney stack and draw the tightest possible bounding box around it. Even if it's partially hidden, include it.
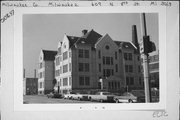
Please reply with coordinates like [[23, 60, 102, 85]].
[[34, 69, 36, 78], [23, 68, 25, 78], [132, 25, 139, 50], [82, 29, 88, 36]]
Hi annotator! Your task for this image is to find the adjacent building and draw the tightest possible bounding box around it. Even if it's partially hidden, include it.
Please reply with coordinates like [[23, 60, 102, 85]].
[[149, 51, 159, 88], [38, 50, 57, 94], [52, 26, 143, 94], [23, 77, 38, 95]]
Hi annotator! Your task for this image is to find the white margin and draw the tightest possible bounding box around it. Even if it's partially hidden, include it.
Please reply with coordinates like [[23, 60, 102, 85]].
[[14, 6, 166, 111]]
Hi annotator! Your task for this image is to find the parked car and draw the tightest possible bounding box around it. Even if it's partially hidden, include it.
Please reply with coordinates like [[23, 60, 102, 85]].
[[63, 92, 76, 99], [71, 93, 89, 101], [47, 92, 63, 98], [88, 91, 114, 102], [114, 92, 138, 103]]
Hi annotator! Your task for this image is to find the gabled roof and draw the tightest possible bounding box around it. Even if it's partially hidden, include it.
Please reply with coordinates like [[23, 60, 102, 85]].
[[66, 36, 79, 48], [42, 50, 57, 61], [66, 29, 102, 48], [114, 41, 136, 50]]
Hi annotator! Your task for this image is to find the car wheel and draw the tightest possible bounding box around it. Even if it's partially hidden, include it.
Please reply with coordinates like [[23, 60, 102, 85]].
[[129, 99, 133, 103], [78, 97, 81, 101]]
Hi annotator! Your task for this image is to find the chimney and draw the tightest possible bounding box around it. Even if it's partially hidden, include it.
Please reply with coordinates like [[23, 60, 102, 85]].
[[132, 25, 139, 50], [82, 29, 88, 36], [34, 69, 36, 78], [23, 68, 25, 78]]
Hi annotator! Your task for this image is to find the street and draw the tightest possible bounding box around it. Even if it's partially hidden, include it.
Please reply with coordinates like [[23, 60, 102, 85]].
[[23, 95, 98, 104]]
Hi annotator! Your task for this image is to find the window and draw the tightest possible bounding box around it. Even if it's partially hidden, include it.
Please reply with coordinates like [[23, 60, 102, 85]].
[[115, 64, 118, 72], [115, 52, 117, 60], [69, 51, 71, 58], [40, 62, 43, 69], [39, 72, 43, 78], [124, 53, 133, 61], [125, 65, 133, 73], [111, 57, 113, 65], [55, 69, 60, 77], [128, 53, 132, 60], [105, 45, 110, 50], [79, 49, 83, 58], [103, 69, 114, 77], [103, 56, 105, 65], [129, 65, 133, 73], [79, 63, 83, 72], [85, 77, 90, 85], [84, 63, 89, 72], [84, 50, 89, 58], [106, 57, 111, 65], [39, 82, 43, 88], [79, 76, 84, 86], [139, 77, 142, 85], [56, 57, 60, 66], [69, 77, 72, 86], [63, 51, 68, 60], [126, 77, 129, 85], [69, 63, 72, 71], [99, 64, 101, 72], [78, 49, 89, 58], [130, 77, 134, 85], [98, 50, 101, 59], [63, 78, 68, 86], [79, 63, 89, 72], [58, 47, 61, 55], [63, 64, 68, 73], [126, 77, 134, 85], [124, 53, 128, 60]]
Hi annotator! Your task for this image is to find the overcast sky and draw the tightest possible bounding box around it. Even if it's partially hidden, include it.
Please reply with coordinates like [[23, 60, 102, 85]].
[[23, 13, 158, 77]]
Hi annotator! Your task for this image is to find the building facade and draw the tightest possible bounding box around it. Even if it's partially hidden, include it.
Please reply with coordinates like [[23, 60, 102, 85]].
[[149, 51, 159, 88], [38, 50, 57, 94], [53, 27, 143, 94], [23, 78, 38, 95]]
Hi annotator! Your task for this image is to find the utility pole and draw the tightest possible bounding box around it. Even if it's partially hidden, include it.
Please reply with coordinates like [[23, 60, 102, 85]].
[[140, 13, 156, 103]]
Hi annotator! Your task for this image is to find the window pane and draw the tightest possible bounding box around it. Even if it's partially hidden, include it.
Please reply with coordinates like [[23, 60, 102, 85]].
[[58, 47, 61, 55], [106, 57, 110, 65], [85, 77, 90, 86], [115, 52, 117, 60], [69, 63, 72, 71], [85, 50, 89, 58], [78, 49, 83, 58], [79, 76, 84, 86], [79, 63, 83, 72], [63, 78, 68, 86], [69, 77, 72, 86], [63, 64, 68, 73], [84, 63, 89, 72], [98, 50, 101, 59], [124, 53, 127, 60], [63, 51, 68, 60], [111, 57, 113, 65], [130, 77, 134, 85], [116, 64, 118, 72], [103, 56, 105, 64], [129, 65, 133, 73], [99, 64, 101, 72], [125, 65, 128, 72], [129, 53, 132, 60]]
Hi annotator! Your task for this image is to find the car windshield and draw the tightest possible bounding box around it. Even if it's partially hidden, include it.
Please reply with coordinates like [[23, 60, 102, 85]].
[[103, 92, 112, 95]]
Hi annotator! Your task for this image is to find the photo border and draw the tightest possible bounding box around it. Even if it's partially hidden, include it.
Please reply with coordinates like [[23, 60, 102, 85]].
[[14, 6, 166, 111]]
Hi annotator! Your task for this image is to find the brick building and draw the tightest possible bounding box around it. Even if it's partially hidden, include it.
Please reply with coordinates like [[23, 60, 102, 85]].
[[53, 26, 143, 94], [38, 50, 57, 94]]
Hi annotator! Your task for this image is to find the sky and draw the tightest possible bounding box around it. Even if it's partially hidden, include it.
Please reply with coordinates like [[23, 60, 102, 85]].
[[23, 13, 158, 77]]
